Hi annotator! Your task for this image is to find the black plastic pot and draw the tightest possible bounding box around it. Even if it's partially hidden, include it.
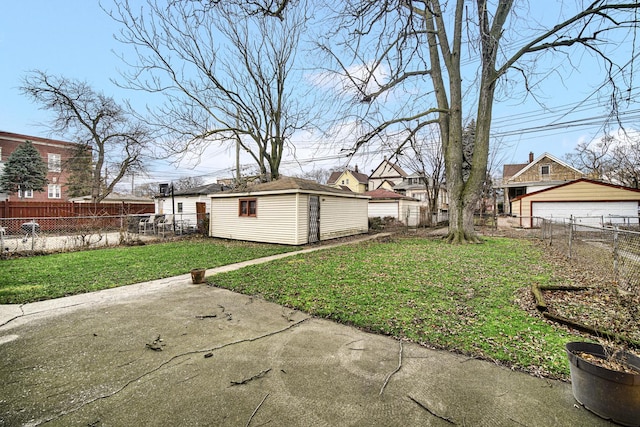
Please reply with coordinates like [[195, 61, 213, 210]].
[[566, 342, 640, 426]]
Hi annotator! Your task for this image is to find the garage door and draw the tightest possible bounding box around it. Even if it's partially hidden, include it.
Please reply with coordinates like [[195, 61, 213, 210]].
[[532, 201, 639, 226], [368, 201, 399, 219]]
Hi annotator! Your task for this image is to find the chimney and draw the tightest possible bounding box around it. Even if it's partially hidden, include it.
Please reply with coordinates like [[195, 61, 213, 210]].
[[354, 165, 359, 173], [529, 152, 534, 163]]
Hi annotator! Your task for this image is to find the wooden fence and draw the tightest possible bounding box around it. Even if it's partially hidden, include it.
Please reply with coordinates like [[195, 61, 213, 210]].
[[0, 201, 154, 219]]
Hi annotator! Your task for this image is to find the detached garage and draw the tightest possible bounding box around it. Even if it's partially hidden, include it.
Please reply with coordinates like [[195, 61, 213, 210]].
[[511, 178, 640, 228], [209, 177, 370, 245], [365, 189, 421, 226]]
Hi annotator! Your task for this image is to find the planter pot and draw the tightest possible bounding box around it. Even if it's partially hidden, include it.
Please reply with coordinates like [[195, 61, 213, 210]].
[[190, 268, 206, 284], [566, 342, 640, 426]]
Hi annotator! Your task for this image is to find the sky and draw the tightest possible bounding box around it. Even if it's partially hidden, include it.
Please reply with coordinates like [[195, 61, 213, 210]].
[[1, 1, 639, 189]]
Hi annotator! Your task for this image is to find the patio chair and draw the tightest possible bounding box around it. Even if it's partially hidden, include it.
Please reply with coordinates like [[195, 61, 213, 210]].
[[138, 215, 156, 235], [158, 214, 174, 237]]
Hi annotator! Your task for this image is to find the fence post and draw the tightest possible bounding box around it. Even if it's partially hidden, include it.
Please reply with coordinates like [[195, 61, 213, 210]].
[[613, 225, 619, 283], [31, 218, 36, 252], [568, 216, 574, 259]]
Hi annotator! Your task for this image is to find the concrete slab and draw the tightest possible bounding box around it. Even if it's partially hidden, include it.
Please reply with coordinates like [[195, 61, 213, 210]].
[[0, 234, 615, 426], [0, 282, 613, 426]]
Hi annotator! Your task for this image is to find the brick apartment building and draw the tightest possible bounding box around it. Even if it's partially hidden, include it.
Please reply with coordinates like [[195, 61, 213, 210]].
[[0, 131, 85, 202]]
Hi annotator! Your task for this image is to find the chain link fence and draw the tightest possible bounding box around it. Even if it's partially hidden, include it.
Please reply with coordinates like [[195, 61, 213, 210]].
[[0, 213, 205, 257], [539, 217, 640, 293]]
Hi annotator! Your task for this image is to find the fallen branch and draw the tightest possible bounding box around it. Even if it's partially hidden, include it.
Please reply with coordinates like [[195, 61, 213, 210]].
[[530, 284, 547, 312], [246, 393, 269, 427], [407, 395, 456, 425], [31, 317, 310, 426], [542, 312, 640, 349], [195, 314, 217, 319], [231, 369, 272, 386], [379, 341, 403, 396]]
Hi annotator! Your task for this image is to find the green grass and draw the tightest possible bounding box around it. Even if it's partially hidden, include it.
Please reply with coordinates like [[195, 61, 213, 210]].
[[211, 236, 580, 378], [0, 238, 297, 304]]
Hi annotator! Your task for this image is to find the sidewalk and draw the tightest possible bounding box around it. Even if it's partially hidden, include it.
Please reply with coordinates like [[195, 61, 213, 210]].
[[0, 234, 613, 426]]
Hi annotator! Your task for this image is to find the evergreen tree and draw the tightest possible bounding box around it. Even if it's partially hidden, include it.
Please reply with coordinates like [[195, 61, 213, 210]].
[[0, 141, 48, 198]]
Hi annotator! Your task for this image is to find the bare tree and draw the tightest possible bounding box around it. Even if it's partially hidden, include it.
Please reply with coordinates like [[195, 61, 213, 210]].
[[20, 71, 152, 202], [566, 132, 640, 187], [609, 134, 640, 188], [400, 126, 445, 227], [321, 1, 640, 243], [173, 176, 205, 191], [564, 135, 614, 179], [107, 0, 313, 182]]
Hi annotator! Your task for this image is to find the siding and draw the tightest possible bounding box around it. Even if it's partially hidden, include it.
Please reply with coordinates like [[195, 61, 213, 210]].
[[157, 195, 209, 225], [210, 194, 301, 245], [320, 196, 368, 240], [512, 180, 640, 226]]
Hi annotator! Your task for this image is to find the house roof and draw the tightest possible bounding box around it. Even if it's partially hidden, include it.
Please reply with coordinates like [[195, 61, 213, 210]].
[[211, 177, 369, 198], [172, 182, 230, 196], [370, 159, 408, 179], [502, 163, 529, 179], [326, 169, 369, 185], [512, 178, 640, 202], [508, 152, 582, 182], [70, 193, 153, 203], [364, 189, 416, 201]]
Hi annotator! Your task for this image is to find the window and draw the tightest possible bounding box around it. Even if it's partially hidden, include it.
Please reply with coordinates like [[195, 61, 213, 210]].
[[346, 178, 350, 185], [48, 184, 61, 199], [177, 202, 183, 213], [18, 188, 33, 198], [541, 165, 550, 176], [48, 153, 61, 172], [239, 198, 257, 217], [341, 179, 345, 185]]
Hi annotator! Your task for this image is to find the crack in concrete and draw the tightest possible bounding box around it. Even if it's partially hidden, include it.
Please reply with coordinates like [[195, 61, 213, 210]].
[[1, 303, 88, 328], [32, 317, 311, 426]]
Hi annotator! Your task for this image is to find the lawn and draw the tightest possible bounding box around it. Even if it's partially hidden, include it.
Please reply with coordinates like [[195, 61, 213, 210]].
[[0, 238, 298, 304], [210, 236, 584, 379]]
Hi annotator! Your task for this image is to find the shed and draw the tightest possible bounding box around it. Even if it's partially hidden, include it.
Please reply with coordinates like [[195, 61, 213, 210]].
[[511, 178, 640, 228], [155, 183, 230, 232], [209, 177, 370, 245], [365, 189, 421, 226]]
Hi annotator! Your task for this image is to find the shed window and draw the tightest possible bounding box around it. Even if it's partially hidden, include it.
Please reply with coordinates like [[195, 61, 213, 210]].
[[177, 202, 183, 213], [239, 198, 257, 217]]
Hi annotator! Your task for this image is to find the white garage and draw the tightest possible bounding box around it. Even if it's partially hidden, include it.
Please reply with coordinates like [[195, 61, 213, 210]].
[[532, 201, 639, 226], [511, 178, 640, 228], [365, 189, 421, 226]]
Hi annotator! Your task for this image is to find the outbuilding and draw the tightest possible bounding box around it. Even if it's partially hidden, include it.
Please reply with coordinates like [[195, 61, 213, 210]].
[[511, 178, 640, 228], [209, 177, 370, 245], [365, 189, 421, 226]]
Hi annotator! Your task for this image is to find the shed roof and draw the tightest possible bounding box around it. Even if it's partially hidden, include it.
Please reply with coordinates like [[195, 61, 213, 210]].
[[210, 177, 369, 198], [173, 182, 230, 196], [364, 189, 416, 201]]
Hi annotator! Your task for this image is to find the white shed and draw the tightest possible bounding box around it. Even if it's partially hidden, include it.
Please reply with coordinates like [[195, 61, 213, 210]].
[[155, 183, 230, 232], [209, 177, 370, 245], [365, 189, 422, 226]]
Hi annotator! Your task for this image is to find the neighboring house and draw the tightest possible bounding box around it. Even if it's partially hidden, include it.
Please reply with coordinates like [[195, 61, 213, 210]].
[[500, 152, 584, 214], [368, 157, 408, 191], [392, 173, 449, 222], [326, 166, 369, 193], [0, 131, 84, 202], [511, 178, 640, 228], [155, 183, 230, 232], [209, 177, 369, 245], [365, 189, 422, 226]]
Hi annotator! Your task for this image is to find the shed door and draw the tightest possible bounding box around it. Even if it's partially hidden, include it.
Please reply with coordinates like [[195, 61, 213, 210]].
[[308, 196, 320, 243], [196, 202, 207, 233]]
